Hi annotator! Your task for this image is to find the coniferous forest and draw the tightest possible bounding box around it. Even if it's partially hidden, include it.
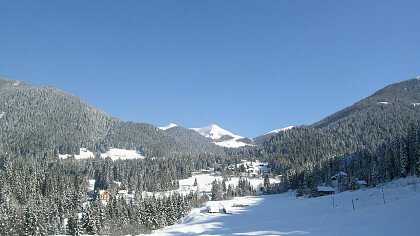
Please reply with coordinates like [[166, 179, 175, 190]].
[[0, 78, 419, 235]]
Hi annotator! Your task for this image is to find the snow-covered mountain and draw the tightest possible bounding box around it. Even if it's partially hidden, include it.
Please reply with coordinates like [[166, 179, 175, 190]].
[[190, 124, 241, 140], [190, 124, 253, 148]]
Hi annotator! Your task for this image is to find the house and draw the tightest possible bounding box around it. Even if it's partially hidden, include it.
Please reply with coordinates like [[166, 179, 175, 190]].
[[356, 179, 367, 189], [201, 169, 211, 174], [222, 204, 233, 214], [87, 179, 96, 192], [116, 190, 136, 204], [99, 190, 111, 202], [117, 190, 129, 199], [331, 172, 349, 191], [207, 203, 220, 213], [317, 186, 336, 196]]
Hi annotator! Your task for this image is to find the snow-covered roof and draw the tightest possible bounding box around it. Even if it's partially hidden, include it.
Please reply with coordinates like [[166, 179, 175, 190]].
[[357, 180, 367, 185], [331, 172, 348, 179], [207, 203, 220, 213], [118, 190, 129, 194]]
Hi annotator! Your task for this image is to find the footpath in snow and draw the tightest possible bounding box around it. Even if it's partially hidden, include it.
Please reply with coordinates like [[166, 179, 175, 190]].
[[145, 176, 420, 236]]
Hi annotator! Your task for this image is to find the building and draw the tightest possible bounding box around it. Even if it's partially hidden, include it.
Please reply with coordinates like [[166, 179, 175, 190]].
[[316, 186, 336, 196], [116, 190, 136, 204], [207, 203, 220, 213], [99, 190, 111, 202], [331, 172, 349, 191]]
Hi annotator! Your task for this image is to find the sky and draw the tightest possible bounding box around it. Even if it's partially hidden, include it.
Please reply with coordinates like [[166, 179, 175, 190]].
[[1, 0, 420, 137]]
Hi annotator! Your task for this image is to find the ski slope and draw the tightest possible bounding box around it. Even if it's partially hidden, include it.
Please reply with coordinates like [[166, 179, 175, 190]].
[[146, 176, 420, 236]]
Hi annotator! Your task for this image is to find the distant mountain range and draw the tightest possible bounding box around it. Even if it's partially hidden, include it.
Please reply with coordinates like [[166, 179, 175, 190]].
[[1, 76, 419, 161]]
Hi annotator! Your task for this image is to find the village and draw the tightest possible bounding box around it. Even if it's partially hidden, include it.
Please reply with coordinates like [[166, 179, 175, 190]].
[[82, 160, 280, 212]]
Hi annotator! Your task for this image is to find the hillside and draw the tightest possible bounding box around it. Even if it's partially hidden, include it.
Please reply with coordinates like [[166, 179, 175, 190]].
[[161, 125, 225, 154], [0, 78, 226, 158], [260, 78, 420, 188]]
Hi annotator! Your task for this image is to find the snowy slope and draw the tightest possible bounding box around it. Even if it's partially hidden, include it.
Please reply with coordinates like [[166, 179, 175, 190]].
[[58, 148, 95, 159], [100, 148, 145, 161], [190, 124, 252, 148], [267, 125, 295, 134], [191, 124, 243, 140], [59, 148, 144, 161], [140, 172, 280, 199], [146, 176, 420, 236], [158, 123, 178, 130]]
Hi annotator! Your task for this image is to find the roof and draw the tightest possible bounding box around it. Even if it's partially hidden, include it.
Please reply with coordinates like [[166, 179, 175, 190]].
[[207, 203, 220, 213], [357, 180, 367, 185], [118, 190, 129, 194], [331, 171, 348, 179]]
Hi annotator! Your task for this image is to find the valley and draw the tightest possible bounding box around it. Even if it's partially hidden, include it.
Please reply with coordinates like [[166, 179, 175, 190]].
[[147, 177, 420, 236], [0, 77, 419, 235]]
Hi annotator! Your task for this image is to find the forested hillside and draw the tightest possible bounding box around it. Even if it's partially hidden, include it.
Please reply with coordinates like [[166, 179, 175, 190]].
[[0, 78, 223, 158], [260, 78, 420, 190]]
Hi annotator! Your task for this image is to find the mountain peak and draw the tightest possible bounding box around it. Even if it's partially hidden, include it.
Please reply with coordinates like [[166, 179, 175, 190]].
[[190, 124, 253, 148], [191, 124, 242, 140]]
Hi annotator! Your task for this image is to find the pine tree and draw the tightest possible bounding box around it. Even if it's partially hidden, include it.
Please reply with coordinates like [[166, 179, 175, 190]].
[[66, 214, 78, 236], [263, 174, 270, 190]]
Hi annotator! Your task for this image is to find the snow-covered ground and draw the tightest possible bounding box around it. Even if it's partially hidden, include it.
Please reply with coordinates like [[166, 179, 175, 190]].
[[59, 148, 145, 160], [141, 172, 280, 199], [100, 148, 145, 161], [58, 148, 96, 159], [146, 176, 420, 236]]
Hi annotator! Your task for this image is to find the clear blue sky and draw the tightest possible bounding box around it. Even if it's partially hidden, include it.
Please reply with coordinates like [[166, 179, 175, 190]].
[[1, 1, 419, 137]]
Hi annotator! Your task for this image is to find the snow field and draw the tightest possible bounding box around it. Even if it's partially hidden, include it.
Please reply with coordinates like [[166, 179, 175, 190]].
[[146, 176, 420, 236], [140, 173, 280, 199], [59, 148, 145, 161]]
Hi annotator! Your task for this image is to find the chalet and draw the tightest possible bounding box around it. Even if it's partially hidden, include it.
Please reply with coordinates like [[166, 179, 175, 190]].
[[117, 190, 129, 199], [222, 204, 233, 214], [316, 186, 336, 196], [356, 179, 367, 189], [201, 169, 211, 174], [207, 203, 220, 213], [99, 190, 111, 202], [116, 190, 136, 204], [331, 171, 349, 190], [87, 179, 96, 192]]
